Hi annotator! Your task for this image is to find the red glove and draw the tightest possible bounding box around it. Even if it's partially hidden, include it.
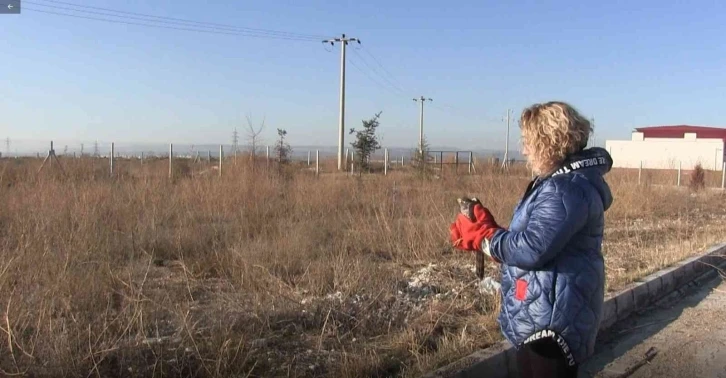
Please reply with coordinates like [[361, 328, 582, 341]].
[[449, 203, 502, 252]]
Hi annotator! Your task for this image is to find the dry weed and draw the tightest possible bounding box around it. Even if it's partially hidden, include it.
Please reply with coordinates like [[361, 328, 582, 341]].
[[0, 156, 724, 377]]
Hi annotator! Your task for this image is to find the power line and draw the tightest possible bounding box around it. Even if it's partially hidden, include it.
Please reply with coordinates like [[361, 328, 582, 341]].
[[428, 101, 501, 124], [23, 8, 320, 41], [360, 47, 406, 92], [347, 57, 403, 98], [25, 1, 321, 39], [350, 47, 406, 95], [26, 0, 328, 40], [351, 48, 499, 123]]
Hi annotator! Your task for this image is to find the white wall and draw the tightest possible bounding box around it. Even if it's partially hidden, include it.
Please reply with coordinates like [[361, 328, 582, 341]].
[[605, 134, 725, 171]]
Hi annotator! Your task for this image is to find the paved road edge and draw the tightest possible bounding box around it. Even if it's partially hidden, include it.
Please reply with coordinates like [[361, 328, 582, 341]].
[[421, 242, 726, 378]]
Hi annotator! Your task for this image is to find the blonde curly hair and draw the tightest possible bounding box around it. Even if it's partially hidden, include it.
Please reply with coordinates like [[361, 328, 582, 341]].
[[520, 101, 592, 175]]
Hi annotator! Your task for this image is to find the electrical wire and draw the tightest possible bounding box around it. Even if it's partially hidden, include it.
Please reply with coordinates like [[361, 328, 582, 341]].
[[349, 48, 502, 123], [350, 47, 407, 95], [428, 101, 502, 124], [351, 45, 502, 123], [28, 0, 329, 39], [26, 0, 502, 124], [23, 0, 330, 41], [24, 1, 319, 39], [22, 7, 324, 41], [360, 46, 406, 92], [347, 57, 404, 99]]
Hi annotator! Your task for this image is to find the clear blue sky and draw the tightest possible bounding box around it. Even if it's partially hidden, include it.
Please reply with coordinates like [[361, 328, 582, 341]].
[[2, 0, 726, 153]]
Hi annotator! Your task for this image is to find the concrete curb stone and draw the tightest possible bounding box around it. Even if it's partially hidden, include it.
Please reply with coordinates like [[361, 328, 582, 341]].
[[421, 242, 726, 378], [612, 287, 634, 321]]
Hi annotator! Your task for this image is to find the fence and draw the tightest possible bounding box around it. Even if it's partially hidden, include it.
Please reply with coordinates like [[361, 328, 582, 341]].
[[19, 141, 556, 182], [427, 150, 476, 174], [630, 160, 726, 189], [27, 141, 334, 179], [17, 141, 726, 190]]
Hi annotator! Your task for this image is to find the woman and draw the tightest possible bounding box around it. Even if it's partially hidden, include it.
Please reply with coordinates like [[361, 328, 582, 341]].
[[450, 101, 613, 377]]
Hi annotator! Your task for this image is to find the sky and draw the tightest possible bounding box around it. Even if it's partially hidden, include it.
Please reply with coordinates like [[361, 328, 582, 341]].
[[2, 0, 726, 154]]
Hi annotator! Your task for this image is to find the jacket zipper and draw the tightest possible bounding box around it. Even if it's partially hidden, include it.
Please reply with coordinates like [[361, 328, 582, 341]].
[[549, 268, 557, 326]]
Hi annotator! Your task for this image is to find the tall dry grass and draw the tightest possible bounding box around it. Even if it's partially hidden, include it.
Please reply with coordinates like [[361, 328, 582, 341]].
[[0, 156, 724, 377]]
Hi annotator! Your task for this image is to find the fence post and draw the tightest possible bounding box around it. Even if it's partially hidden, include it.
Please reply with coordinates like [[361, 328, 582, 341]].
[[384, 148, 389, 176], [48, 141, 53, 169], [454, 152, 459, 174], [266, 146, 270, 168], [350, 151, 355, 175], [469, 152, 473, 174], [169, 143, 173, 179], [141, 151, 144, 166], [316, 150, 319, 176], [110, 142, 115, 177], [345, 148, 349, 167], [401, 156, 404, 166], [677, 161, 681, 187], [219, 145, 223, 177], [307, 151, 311, 166], [208, 150, 211, 163], [638, 161, 642, 185], [722, 162, 725, 189]]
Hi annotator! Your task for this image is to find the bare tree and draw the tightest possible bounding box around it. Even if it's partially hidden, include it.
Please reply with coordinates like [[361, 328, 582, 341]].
[[246, 115, 266, 163]]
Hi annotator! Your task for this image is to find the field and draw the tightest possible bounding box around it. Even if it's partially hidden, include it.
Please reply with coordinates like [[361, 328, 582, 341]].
[[0, 156, 725, 378]]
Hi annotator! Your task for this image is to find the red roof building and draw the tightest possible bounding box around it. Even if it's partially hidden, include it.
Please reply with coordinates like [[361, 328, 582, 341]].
[[635, 125, 726, 143]]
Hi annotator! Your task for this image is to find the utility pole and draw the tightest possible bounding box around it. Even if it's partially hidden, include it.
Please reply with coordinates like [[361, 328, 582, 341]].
[[5, 137, 9, 157], [502, 109, 512, 169], [323, 34, 360, 171], [232, 128, 239, 163], [413, 96, 432, 155]]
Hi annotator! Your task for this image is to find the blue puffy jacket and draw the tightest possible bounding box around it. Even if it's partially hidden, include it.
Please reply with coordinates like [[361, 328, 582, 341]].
[[489, 147, 613, 365]]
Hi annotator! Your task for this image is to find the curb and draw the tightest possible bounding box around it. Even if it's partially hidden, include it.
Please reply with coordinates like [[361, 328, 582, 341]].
[[422, 242, 726, 378]]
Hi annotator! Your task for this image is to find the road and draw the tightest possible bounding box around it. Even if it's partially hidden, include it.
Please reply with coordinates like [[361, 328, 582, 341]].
[[580, 274, 726, 378]]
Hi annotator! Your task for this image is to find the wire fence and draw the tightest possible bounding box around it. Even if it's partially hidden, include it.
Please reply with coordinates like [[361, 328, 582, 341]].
[[3, 141, 725, 190]]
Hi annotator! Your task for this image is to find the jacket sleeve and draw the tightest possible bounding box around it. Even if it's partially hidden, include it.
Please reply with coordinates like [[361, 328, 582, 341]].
[[489, 180, 589, 270]]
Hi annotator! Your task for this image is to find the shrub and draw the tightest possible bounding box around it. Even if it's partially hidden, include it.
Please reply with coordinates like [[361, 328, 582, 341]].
[[689, 163, 706, 192]]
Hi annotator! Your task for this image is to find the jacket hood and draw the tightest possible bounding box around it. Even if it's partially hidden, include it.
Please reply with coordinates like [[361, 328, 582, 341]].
[[555, 147, 614, 211]]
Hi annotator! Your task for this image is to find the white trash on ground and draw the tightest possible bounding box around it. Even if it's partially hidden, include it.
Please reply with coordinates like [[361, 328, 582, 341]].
[[478, 276, 501, 296]]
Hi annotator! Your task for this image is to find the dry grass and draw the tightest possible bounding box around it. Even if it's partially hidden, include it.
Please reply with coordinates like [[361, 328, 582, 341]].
[[0, 156, 724, 377]]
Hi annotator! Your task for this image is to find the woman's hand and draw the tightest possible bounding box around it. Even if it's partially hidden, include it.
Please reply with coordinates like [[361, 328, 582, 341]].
[[449, 203, 502, 252]]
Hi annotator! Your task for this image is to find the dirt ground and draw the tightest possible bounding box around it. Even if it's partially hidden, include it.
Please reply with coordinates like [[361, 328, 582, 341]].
[[582, 274, 726, 378]]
